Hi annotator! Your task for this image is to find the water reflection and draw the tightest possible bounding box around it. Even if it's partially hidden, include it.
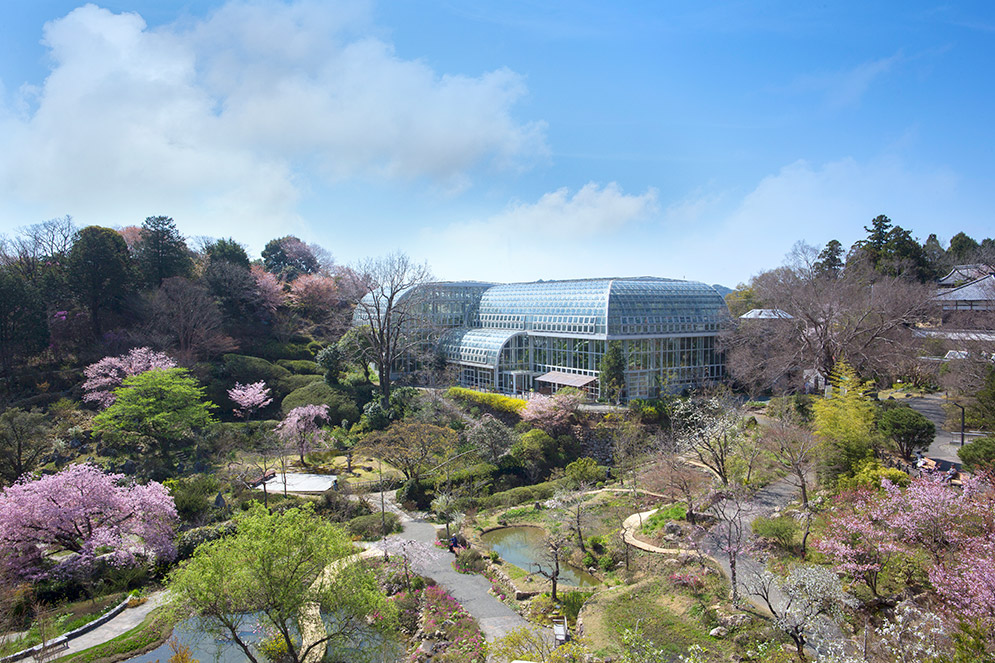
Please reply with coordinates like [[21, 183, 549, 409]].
[[480, 526, 600, 587]]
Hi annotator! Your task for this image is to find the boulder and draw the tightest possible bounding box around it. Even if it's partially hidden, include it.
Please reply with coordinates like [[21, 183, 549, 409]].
[[709, 626, 728, 638]]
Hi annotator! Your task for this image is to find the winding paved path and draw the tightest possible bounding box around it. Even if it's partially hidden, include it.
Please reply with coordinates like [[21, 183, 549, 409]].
[[61, 592, 168, 655], [369, 489, 528, 642]]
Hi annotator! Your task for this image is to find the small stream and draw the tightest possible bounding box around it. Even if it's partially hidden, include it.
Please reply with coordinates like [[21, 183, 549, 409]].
[[480, 526, 600, 587]]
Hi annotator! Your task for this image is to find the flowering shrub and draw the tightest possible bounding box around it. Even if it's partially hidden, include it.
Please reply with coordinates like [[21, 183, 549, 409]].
[[445, 387, 526, 415], [417, 585, 486, 663], [669, 570, 705, 591]]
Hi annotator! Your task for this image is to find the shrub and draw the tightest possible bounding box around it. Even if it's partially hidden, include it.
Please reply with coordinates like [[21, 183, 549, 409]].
[[275, 374, 323, 396], [446, 387, 527, 415], [347, 512, 402, 540], [222, 354, 291, 384], [454, 548, 486, 574], [560, 591, 590, 621], [281, 382, 360, 424], [319, 489, 372, 522], [479, 479, 565, 509], [164, 475, 221, 524], [276, 359, 323, 375], [837, 458, 911, 491], [598, 554, 615, 572], [397, 479, 432, 510], [176, 521, 238, 559], [669, 571, 705, 591], [751, 515, 798, 551]]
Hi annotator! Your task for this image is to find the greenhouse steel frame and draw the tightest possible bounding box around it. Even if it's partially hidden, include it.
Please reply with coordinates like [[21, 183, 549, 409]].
[[353, 277, 729, 401]]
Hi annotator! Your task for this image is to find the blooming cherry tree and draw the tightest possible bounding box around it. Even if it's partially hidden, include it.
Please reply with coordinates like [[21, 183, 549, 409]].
[[83, 346, 176, 408], [276, 404, 330, 464], [0, 463, 177, 579], [228, 381, 272, 420], [521, 391, 582, 436]]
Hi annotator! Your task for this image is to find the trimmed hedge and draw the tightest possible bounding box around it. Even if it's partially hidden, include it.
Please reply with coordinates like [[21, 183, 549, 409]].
[[446, 387, 526, 415], [276, 374, 324, 395], [479, 478, 565, 509], [222, 354, 292, 384], [281, 382, 360, 424], [348, 512, 402, 540], [276, 359, 323, 375]]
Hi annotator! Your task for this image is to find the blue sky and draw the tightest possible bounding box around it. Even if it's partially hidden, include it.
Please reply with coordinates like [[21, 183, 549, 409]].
[[1, 1, 993, 287]]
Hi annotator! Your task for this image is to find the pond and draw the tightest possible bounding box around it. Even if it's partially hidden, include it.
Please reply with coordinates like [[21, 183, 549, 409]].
[[479, 527, 600, 587], [125, 615, 401, 663]]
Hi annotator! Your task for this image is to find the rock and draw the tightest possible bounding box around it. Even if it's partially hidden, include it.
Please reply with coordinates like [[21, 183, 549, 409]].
[[663, 534, 677, 542], [664, 521, 682, 535], [709, 626, 728, 638], [718, 613, 751, 629], [663, 558, 680, 567], [121, 459, 137, 475]]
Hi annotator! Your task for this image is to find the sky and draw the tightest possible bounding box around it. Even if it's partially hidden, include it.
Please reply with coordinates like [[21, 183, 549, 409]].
[[1, 1, 993, 288]]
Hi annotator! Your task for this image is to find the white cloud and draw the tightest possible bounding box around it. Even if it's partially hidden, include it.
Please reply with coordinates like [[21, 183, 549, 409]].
[[0, 1, 546, 242], [415, 181, 658, 281]]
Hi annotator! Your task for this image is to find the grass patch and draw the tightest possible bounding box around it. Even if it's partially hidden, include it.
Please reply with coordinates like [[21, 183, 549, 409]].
[[581, 578, 724, 660], [0, 594, 126, 658], [641, 503, 687, 536]]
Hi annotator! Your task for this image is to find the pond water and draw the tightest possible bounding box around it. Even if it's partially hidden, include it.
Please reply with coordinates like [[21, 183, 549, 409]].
[[125, 615, 401, 663], [479, 526, 600, 587]]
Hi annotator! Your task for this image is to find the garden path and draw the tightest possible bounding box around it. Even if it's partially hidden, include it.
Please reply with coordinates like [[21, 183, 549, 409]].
[[370, 488, 529, 642], [61, 591, 168, 655]]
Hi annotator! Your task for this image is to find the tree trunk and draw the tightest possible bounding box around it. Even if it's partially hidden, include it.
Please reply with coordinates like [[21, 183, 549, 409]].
[[575, 505, 585, 553], [729, 553, 738, 602], [797, 469, 809, 508]]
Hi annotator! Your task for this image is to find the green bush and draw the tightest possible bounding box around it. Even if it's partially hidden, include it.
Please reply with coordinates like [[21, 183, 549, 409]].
[[276, 359, 323, 375], [446, 387, 526, 415], [959, 436, 995, 474], [164, 475, 221, 524], [454, 548, 486, 574], [246, 341, 314, 361], [837, 458, 911, 492], [479, 479, 565, 509], [560, 591, 590, 621], [176, 521, 237, 559], [751, 515, 798, 551], [281, 382, 360, 424], [276, 374, 323, 396], [348, 512, 401, 540], [222, 354, 292, 384]]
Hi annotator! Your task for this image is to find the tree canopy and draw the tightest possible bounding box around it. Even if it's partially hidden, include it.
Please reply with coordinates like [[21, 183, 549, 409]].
[[168, 503, 394, 663], [0, 463, 176, 580]]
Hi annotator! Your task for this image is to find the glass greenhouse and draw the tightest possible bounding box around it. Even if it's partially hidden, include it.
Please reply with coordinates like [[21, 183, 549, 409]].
[[353, 277, 729, 401]]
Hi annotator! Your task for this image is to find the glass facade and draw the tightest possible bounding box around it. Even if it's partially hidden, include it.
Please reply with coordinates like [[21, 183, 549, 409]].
[[353, 277, 729, 401]]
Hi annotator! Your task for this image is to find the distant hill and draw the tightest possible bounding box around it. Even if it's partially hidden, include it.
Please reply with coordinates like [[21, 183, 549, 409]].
[[711, 284, 733, 298]]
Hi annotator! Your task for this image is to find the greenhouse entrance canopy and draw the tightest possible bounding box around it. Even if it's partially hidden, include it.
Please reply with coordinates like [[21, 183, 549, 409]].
[[535, 371, 597, 389]]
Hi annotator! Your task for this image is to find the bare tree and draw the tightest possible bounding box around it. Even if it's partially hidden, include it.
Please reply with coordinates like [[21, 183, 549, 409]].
[[531, 530, 569, 603], [763, 418, 821, 508], [651, 453, 712, 526], [346, 252, 433, 401], [149, 277, 236, 362], [725, 242, 935, 392], [709, 488, 749, 603]]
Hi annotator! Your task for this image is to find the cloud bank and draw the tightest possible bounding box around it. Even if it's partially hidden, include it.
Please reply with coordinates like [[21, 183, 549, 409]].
[[0, 1, 547, 244]]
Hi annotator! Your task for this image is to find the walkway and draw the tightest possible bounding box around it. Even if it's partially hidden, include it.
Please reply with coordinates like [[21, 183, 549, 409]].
[[370, 489, 528, 641], [62, 592, 167, 655]]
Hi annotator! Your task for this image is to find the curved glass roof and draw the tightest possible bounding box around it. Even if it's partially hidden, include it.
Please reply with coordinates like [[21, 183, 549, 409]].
[[353, 281, 493, 328], [478, 278, 727, 337], [439, 328, 525, 367]]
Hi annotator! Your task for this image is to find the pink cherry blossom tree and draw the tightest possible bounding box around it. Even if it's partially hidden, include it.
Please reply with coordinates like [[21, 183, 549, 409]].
[[82, 346, 176, 408], [228, 381, 273, 420], [814, 488, 905, 597], [276, 404, 330, 464], [0, 463, 177, 580], [521, 391, 582, 436]]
